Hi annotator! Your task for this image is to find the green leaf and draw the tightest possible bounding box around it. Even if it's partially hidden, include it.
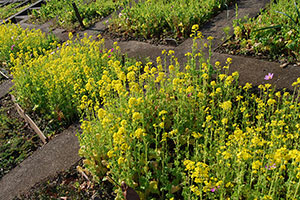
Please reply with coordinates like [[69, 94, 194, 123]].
[[294, 1, 300, 21], [275, 11, 298, 26], [253, 24, 282, 32]]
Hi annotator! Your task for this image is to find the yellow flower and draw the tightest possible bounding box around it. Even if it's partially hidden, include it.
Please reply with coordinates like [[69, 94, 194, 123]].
[[97, 108, 106, 119], [226, 57, 232, 64], [206, 115, 213, 122], [197, 92, 205, 99], [210, 81, 216, 87], [168, 50, 175, 55], [262, 195, 273, 200], [127, 71, 135, 82], [159, 110, 167, 116], [132, 112, 142, 121], [121, 120, 127, 127], [118, 72, 126, 82], [190, 185, 201, 196], [252, 160, 262, 170], [267, 98, 276, 105], [186, 86, 194, 94], [216, 87, 221, 94], [191, 24, 199, 32], [118, 157, 125, 165], [68, 32, 73, 39], [243, 82, 252, 91], [192, 132, 202, 139], [134, 128, 145, 138], [155, 72, 165, 82], [150, 67, 157, 74], [128, 97, 137, 108], [236, 95, 243, 101], [237, 149, 252, 160], [225, 75, 234, 86], [219, 101, 232, 111], [202, 73, 209, 79], [222, 151, 232, 159], [159, 122, 164, 128], [219, 74, 226, 81], [221, 118, 228, 125], [232, 71, 239, 77], [184, 160, 195, 171], [169, 129, 178, 136], [107, 150, 114, 158], [169, 65, 175, 71]]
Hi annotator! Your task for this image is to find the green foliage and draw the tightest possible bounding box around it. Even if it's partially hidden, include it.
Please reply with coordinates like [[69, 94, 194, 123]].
[[11, 33, 135, 134], [0, 96, 40, 179], [0, 2, 28, 20], [108, 0, 233, 40], [0, 23, 57, 70], [30, 0, 124, 29], [232, 0, 300, 62], [78, 31, 300, 199]]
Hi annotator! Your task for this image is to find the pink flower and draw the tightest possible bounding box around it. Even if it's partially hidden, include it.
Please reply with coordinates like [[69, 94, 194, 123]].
[[210, 186, 220, 192], [110, 48, 114, 53], [264, 73, 274, 80], [11, 44, 15, 51], [108, 55, 111, 58], [187, 93, 192, 97], [265, 163, 276, 170]]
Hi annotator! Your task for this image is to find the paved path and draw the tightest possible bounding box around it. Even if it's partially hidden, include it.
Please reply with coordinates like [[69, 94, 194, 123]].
[[0, 79, 13, 99], [0, 124, 81, 200], [0, 69, 81, 200]]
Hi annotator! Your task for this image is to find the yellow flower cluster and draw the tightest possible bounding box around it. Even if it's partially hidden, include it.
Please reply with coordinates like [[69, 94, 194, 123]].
[[7, 23, 300, 198], [75, 31, 300, 199], [11, 32, 127, 127], [0, 23, 56, 67]]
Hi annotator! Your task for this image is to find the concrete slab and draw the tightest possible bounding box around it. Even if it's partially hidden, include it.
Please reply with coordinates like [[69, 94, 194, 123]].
[[0, 79, 13, 99], [0, 124, 81, 200]]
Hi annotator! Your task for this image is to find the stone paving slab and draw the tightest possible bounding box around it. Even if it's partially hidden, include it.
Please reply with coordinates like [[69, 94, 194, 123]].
[[0, 79, 13, 99]]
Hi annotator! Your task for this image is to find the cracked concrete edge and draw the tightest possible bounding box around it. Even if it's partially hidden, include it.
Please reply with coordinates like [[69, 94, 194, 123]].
[[0, 79, 13, 99]]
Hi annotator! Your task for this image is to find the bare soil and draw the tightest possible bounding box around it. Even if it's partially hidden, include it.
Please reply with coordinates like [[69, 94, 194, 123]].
[[0, 94, 42, 180], [14, 160, 116, 200]]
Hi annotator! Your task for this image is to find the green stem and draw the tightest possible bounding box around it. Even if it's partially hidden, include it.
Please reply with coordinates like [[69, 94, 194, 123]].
[[286, 175, 293, 198], [237, 162, 244, 197], [293, 179, 300, 199], [268, 171, 279, 197]]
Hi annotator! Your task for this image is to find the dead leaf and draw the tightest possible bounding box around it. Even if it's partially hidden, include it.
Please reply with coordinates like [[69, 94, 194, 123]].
[[171, 185, 181, 193], [280, 63, 289, 68], [121, 181, 140, 200], [80, 182, 87, 190]]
